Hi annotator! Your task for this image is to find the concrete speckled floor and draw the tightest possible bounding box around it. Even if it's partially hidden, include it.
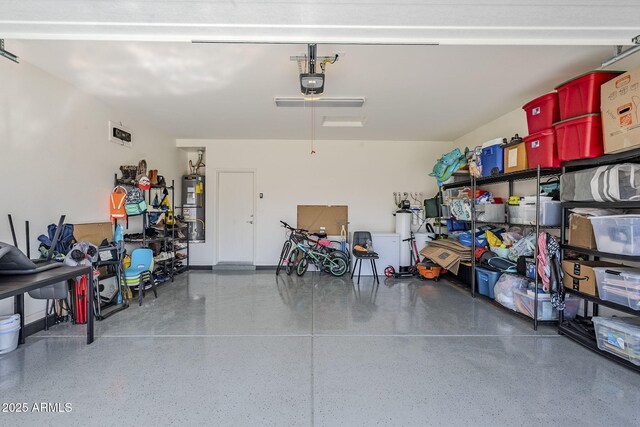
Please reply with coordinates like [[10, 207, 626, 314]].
[[1, 271, 639, 426]]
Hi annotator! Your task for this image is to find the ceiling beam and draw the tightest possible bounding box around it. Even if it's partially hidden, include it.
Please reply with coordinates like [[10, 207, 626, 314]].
[[1, 1, 639, 45]]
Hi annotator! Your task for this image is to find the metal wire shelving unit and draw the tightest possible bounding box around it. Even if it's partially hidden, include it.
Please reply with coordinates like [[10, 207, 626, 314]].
[[559, 147, 640, 373], [442, 166, 562, 330]]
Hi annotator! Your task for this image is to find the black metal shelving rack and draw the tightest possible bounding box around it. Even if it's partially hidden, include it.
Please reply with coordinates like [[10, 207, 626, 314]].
[[559, 147, 640, 373], [114, 175, 189, 284], [172, 206, 190, 275], [441, 166, 562, 330]]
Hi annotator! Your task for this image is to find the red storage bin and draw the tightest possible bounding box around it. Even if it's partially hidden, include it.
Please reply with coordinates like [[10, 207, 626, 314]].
[[554, 113, 604, 161], [555, 70, 623, 120], [524, 128, 560, 168], [522, 93, 560, 134]]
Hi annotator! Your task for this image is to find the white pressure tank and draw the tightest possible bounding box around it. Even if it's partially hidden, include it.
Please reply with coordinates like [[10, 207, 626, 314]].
[[395, 210, 412, 271]]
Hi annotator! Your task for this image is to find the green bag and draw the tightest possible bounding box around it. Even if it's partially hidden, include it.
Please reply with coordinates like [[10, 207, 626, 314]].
[[124, 187, 147, 216], [424, 193, 441, 218]]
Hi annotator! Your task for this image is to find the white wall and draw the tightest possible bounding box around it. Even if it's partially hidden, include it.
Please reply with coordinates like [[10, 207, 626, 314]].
[[453, 108, 527, 150], [452, 107, 539, 197], [0, 59, 186, 323], [176, 139, 453, 266]]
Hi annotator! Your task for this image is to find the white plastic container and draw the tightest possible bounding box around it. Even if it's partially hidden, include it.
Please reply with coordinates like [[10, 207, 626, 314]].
[[593, 267, 640, 310], [481, 137, 506, 149], [0, 314, 20, 355], [512, 289, 580, 320], [508, 201, 560, 226], [476, 203, 505, 223], [592, 316, 640, 366], [590, 215, 640, 255]]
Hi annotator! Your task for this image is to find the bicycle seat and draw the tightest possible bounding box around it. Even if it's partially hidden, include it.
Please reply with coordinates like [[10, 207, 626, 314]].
[[318, 239, 331, 247]]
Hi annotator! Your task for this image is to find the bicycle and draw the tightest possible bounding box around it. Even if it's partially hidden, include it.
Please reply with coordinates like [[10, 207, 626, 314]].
[[306, 232, 350, 267], [287, 231, 349, 276], [276, 221, 308, 275], [278, 221, 350, 276], [294, 240, 348, 277]]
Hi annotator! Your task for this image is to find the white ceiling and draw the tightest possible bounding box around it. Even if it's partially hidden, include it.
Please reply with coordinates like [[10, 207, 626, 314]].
[[10, 41, 626, 141], [2, 1, 640, 141]]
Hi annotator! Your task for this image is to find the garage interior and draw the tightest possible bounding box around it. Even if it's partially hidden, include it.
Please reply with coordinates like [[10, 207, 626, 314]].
[[1, 2, 640, 425]]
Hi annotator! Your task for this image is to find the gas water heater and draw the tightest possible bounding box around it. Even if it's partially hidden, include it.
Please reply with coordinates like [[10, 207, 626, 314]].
[[182, 175, 205, 242]]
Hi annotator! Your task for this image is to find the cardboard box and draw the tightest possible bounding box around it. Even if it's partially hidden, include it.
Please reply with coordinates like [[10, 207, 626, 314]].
[[420, 246, 461, 274], [601, 66, 640, 153], [74, 222, 113, 246], [503, 141, 528, 173], [568, 214, 597, 249], [419, 239, 471, 275], [562, 260, 620, 297]]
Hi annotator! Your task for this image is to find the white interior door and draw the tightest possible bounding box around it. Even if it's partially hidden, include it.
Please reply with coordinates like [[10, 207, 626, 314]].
[[217, 171, 255, 264]]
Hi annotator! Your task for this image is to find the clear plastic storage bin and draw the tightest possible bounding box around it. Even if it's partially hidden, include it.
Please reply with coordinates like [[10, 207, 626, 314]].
[[507, 201, 560, 226], [512, 289, 580, 320], [592, 316, 640, 366], [476, 203, 505, 223], [593, 267, 640, 310], [590, 215, 640, 255]]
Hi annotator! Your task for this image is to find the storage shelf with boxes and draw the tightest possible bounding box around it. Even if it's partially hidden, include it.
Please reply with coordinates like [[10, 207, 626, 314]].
[[558, 82, 640, 371]]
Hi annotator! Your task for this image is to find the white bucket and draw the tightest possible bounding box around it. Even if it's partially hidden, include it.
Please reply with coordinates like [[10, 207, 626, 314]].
[[0, 314, 20, 331], [0, 328, 20, 354], [0, 314, 21, 354]]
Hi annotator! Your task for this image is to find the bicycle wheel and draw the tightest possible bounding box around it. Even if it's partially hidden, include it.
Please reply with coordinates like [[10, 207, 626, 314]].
[[327, 255, 348, 277], [286, 248, 299, 275], [296, 256, 309, 276], [276, 240, 291, 275], [329, 249, 349, 264]]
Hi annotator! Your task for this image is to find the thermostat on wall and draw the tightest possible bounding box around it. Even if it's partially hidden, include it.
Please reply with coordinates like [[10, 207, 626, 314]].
[[109, 121, 133, 148]]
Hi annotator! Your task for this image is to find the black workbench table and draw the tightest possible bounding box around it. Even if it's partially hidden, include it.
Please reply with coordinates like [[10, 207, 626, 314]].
[[0, 265, 94, 345]]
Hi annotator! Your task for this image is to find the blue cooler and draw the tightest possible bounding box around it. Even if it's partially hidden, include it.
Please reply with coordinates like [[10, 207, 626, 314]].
[[480, 143, 504, 177], [475, 267, 502, 299]]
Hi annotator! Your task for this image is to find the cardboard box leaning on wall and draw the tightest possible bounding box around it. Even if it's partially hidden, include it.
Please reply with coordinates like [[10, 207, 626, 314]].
[[568, 214, 597, 250], [601, 66, 640, 154]]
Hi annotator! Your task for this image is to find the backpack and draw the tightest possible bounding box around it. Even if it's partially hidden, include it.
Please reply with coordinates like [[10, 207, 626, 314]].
[[110, 186, 128, 224], [125, 187, 147, 216]]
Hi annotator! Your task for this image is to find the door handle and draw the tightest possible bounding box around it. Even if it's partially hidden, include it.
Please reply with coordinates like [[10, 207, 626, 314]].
[[246, 221, 253, 224]]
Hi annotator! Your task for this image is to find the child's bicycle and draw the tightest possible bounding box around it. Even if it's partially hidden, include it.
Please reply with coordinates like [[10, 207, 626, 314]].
[[294, 240, 348, 277]]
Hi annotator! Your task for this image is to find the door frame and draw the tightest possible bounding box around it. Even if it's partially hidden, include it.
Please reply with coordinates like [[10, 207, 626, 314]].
[[215, 169, 257, 265]]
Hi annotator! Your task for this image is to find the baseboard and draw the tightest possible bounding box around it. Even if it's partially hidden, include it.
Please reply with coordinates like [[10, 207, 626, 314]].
[[23, 314, 59, 338], [212, 264, 256, 271], [187, 265, 275, 271], [189, 265, 213, 270]]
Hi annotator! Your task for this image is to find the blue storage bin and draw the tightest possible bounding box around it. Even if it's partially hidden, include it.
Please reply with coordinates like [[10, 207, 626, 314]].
[[446, 219, 469, 232], [480, 144, 504, 177], [475, 267, 502, 299]]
